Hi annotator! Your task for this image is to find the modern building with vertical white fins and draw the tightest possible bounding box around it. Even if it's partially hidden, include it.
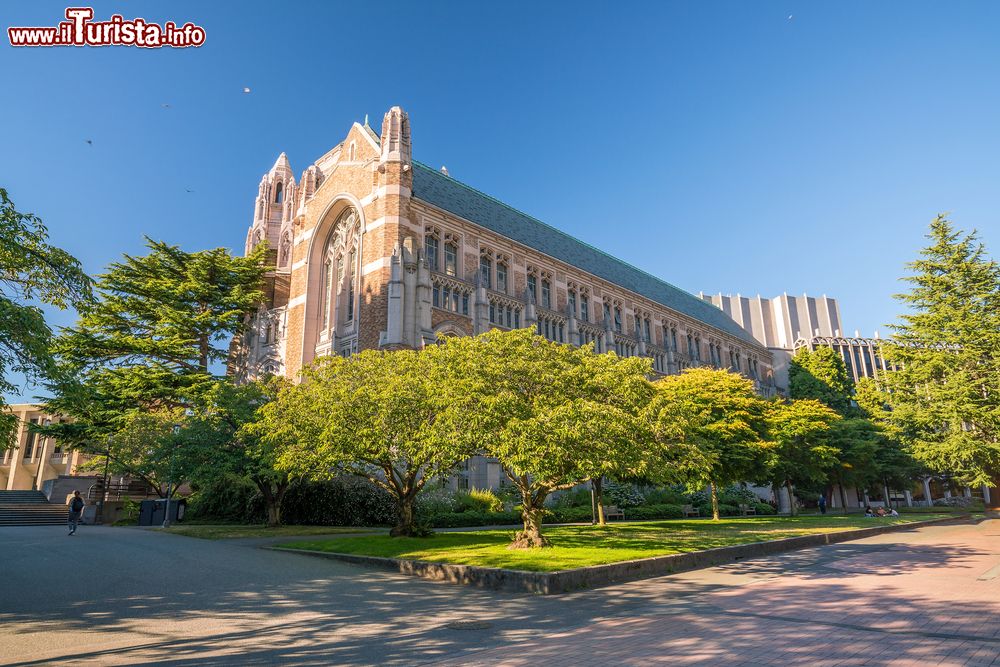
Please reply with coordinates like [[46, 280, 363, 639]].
[[699, 293, 843, 390]]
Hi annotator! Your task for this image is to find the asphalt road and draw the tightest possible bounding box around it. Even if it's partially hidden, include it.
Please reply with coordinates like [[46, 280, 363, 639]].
[[1, 519, 998, 665]]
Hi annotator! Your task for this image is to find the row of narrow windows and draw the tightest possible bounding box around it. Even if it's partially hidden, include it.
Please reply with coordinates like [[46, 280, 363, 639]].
[[423, 235, 759, 376], [432, 284, 470, 316], [489, 302, 521, 329]]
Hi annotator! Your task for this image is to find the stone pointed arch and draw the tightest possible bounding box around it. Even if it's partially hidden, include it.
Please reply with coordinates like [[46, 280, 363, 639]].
[[297, 194, 366, 371]]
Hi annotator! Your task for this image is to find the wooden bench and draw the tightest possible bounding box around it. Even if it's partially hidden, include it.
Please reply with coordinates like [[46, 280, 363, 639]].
[[739, 503, 757, 516], [604, 505, 625, 521], [682, 504, 700, 518]]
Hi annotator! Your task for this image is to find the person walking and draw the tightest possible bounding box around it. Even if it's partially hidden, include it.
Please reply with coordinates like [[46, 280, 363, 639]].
[[818, 493, 827, 515], [68, 490, 85, 536]]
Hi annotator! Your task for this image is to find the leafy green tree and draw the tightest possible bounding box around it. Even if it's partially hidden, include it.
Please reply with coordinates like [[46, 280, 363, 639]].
[[77, 408, 183, 497], [764, 399, 841, 515], [448, 329, 654, 547], [788, 346, 853, 415], [650, 368, 767, 519], [43, 239, 266, 474], [270, 347, 478, 537], [0, 188, 91, 447], [882, 216, 1000, 487], [184, 379, 292, 526], [825, 416, 882, 510]]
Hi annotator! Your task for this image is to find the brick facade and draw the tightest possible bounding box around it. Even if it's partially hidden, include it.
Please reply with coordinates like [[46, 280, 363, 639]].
[[236, 106, 776, 394]]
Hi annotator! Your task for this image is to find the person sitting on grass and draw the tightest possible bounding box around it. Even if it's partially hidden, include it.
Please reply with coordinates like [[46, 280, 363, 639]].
[[887, 508, 899, 517], [875, 507, 887, 517], [864, 506, 875, 517]]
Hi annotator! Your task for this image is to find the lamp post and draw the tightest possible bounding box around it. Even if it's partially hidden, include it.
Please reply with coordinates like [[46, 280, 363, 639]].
[[97, 436, 112, 524]]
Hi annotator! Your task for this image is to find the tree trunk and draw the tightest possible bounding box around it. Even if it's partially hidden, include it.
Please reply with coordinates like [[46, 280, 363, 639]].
[[390, 493, 417, 537], [837, 473, 849, 513], [710, 481, 720, 521], [785, 480, 797, 516], [256, 478, 288, 527], [509, 487, 549, 549], [593, 477, 606, 526]]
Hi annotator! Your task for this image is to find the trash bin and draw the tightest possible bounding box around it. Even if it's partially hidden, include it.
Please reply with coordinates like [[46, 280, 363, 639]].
[[138, 498, 186, 525], [81, 505, 98, 525], [139, 499, 156, 526]]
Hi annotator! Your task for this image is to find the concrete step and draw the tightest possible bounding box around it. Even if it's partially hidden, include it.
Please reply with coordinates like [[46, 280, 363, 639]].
[[0, 490, 71, 524], [0, 491, 49, 504]]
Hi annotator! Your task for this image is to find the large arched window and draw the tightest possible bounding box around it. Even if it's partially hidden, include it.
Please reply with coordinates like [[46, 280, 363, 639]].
[[318, 208, 361, 338]]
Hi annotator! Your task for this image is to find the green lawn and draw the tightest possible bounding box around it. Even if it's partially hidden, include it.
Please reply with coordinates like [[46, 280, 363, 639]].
[[280, 514, 952, 572], [163, 524, 379, 540]]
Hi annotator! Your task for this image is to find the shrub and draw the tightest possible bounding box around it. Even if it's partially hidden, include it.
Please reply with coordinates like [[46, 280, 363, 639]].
[[113, 497, 142, 526], [550, 488, 592, 508], [640, 486, 687, 505], [718, 503, 739, 517], [933, 496, 981, 509], [281, 477, 397, 526], [753, 502, 776, 515], [415, 485, 457, 516], [624, 503, 684, 520], [604, 481, 645, 508], [186, 476, 401, 527], [718, 485, 760, 507], [548, 505, 595, 523], [185, 475, 264, 524], [454, 487, 504, 513]]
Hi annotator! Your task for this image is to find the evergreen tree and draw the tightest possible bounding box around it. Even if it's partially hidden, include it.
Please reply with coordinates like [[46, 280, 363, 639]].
[[43, 239, 267, 471], [882, 216, 1000, 487], [788, 346, 853, 415], [0, 188, 91, 447]]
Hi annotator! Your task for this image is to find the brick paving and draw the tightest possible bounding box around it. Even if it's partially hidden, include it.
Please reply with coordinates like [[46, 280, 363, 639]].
[[432, 519, 1000, 666]]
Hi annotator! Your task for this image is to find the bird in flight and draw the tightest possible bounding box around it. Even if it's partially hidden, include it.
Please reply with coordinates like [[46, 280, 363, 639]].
[[242, 87, 251, 94], [161, 103, 171, 109], [787, 14, 794, 20], [85, 139, 93, 145], [185, 188, 195, 193]]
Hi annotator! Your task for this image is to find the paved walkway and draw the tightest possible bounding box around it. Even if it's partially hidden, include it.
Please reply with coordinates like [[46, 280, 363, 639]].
[[1, 518, 998, 665]]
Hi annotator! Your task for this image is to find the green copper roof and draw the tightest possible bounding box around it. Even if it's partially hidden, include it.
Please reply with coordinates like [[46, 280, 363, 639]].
[[410, 161, 758, 346]]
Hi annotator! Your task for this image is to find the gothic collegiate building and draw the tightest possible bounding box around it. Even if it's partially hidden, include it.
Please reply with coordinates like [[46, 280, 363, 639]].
[[237, 107, 775, 404]]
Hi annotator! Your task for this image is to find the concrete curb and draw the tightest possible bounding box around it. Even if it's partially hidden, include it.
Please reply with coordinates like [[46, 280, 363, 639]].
[[266, 515, 965, 595]]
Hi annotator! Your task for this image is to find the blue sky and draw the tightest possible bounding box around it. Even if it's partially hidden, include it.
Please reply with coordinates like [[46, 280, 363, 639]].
[[2, 1, 999, 401]]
